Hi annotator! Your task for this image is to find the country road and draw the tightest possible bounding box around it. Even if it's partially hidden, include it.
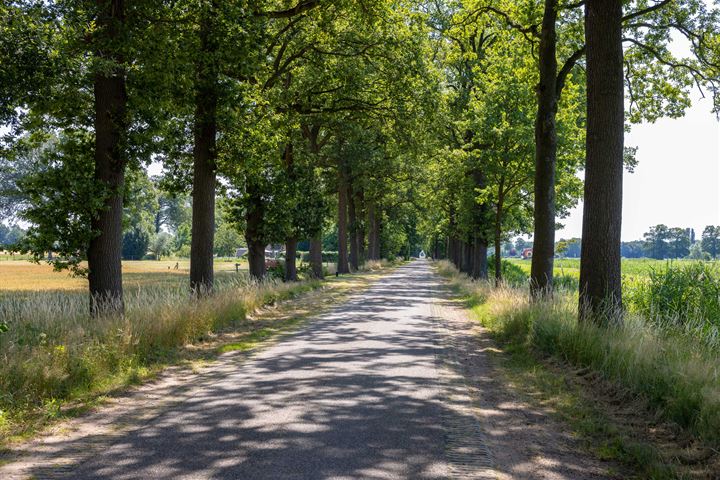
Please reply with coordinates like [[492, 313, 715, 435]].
[[4, 261, 615, 479]]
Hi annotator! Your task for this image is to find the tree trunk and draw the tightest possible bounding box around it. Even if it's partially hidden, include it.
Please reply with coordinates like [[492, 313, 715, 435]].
[[87, 0, 127, 315], [282, 142, 298, 282], [368, 201, 380, 260], [348, 183, 359, 271], [461, 240, 473, 274], [433, 237, 440, 260], [494, 188, 505, 287], [246, 183, 266, 280], [357, 223, 366, 265], [579, 0, 624, 323], [247, 239, 265, 280], [285, 237, 297, 281], [472, 236, 488, 280], [451, 237, 461, 269], [309, 235, 323, 279], [337, 161, 350, 274], [530, 0, 559, 299], [190, 6, 218, 295], [494, 231, 502, 287]]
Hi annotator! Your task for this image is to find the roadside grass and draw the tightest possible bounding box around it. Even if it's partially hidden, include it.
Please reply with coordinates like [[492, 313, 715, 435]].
[[0, 263, 392, 445], [437, 260, 720, 478]]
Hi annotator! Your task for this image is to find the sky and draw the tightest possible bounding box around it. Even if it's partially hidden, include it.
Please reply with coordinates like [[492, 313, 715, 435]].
[[555, 92, 720, 242], [555, 23, 720, 243]]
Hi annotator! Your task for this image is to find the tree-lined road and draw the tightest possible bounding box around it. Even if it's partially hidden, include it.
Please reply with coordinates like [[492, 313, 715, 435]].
[[8, 262, 612, 479]]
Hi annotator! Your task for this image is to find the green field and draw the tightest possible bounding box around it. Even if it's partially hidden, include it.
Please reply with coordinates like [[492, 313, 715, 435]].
[[505, 257, 715, 280]]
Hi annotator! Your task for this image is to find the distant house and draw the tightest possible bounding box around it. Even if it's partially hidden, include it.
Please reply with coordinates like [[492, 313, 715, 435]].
[[235, 248, 248, 258], [521, 248, 533, 260]]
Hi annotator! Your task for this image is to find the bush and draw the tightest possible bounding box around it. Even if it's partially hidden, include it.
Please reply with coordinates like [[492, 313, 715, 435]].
[[626, 262, 720, 327], [488, 255, 529, 286], [300, 251, 338, 263]]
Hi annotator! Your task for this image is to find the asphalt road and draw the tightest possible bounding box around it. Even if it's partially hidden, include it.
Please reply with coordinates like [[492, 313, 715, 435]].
[[61, 261, 480, 479]]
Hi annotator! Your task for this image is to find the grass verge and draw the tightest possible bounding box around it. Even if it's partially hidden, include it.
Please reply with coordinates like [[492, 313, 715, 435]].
[[0, 264, 392, 445], [436, 260, 720, 479]]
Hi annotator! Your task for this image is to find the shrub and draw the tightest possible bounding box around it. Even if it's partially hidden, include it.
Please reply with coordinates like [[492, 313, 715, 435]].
[[488, 255, 529, 286], [626, 261, 720, 327]]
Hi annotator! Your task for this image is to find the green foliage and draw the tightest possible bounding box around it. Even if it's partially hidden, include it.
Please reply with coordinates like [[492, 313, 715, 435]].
[[15, 133, 105, 274], [643, 224, 693, 259], [627, 262, 720, 327], [701, 225, 720, 258], [487, 255, 528, 286], [122, 227, 150, 260]]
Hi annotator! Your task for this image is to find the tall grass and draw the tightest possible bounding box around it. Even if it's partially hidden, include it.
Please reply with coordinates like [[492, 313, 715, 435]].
[[626, 262, 720, 329], [0, 276, 320, 437], [436, 260, 720, 448]]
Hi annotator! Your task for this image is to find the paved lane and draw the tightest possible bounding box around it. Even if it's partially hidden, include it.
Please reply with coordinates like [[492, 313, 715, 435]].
[[61, 261, 484, 479]]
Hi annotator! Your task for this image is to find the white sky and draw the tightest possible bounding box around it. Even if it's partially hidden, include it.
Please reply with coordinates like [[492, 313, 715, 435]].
[[557, 23, 720, 242], [557, 92, 720, 241]]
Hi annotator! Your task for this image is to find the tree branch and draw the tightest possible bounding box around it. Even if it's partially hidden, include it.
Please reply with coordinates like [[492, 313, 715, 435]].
[[622, 0, 672, 24]]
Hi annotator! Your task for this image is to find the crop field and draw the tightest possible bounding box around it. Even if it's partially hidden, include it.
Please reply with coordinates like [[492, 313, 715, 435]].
[[505, 257, 717, 280], [0, 259, 247, 293]]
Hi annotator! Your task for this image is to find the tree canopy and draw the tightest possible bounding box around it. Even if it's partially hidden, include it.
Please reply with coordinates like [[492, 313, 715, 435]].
[[2, 0, 720, 320]]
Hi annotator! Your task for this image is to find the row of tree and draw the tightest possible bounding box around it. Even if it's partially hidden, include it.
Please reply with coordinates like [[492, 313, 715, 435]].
[[417, 0, 719, 321], [3, 1, 720, 323], [2, 1, 439, 314]]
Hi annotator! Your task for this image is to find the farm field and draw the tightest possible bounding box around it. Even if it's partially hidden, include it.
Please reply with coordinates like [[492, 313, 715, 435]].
[[505, 257, 716, 280], [0, 259, 247, 293]]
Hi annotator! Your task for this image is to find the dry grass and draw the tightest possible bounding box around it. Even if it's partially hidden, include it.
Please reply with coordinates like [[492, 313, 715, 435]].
[[0, 260, 247, 292]]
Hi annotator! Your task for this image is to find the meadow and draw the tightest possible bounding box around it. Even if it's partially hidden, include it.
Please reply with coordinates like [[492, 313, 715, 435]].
[[505, 256, 715, 280], [0, 259, 246, 293]]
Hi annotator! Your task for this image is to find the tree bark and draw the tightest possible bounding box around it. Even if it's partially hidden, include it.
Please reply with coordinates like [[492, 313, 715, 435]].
[[347, 181, 359, 271], [88, 0, 127, 315], [246, 182, 266, 280], [190, 5, 218, 294], [309, 234, 324, 279], [337, 160, 350, 274], [356, 189, 366, 265], [247, 239, 265, 280], [579, 0, 624, 323], [450, 237, 460, 269], [461, 240, 473, 274], [367, 201, 380, 260], [494, 187, 505, 287], [494, 232, 502, 287], [283, 143, 298, 282], [285, 237, 297, 281], [472, 236, 488, 280], [530, 0, 559, 299]]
